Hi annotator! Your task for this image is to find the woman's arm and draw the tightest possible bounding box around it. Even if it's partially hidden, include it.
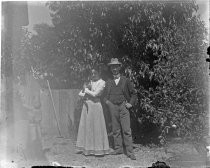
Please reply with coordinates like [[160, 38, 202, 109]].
[[103, 81, 111, 104]]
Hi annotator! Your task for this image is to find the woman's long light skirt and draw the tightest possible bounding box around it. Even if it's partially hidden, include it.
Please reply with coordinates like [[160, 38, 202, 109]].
[[76, 100, 110, 155]]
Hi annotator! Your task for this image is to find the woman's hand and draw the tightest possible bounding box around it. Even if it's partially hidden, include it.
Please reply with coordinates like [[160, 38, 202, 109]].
[[83, 82, 91, 92], [125, 102, 132, 109], [84, 88, 91, 94]]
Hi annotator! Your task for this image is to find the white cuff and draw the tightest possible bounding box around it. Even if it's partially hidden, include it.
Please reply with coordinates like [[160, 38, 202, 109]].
[[79, 90, 85, 97]]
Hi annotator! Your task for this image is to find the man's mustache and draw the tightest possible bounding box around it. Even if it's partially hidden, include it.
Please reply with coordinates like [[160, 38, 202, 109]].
[[112, 69, 119, 72]]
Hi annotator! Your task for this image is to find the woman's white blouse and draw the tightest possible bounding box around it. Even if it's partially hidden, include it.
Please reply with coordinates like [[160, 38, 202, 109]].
[[79, 79, 105, 97]]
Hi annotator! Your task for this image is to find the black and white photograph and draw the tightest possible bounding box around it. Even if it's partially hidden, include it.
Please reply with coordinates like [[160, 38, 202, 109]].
[[1, 0, 209, 167]]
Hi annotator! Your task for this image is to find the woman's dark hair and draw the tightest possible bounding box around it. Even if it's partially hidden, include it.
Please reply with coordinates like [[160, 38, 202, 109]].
[[92, 65, 101, 74], [91, 63, 114, 81]]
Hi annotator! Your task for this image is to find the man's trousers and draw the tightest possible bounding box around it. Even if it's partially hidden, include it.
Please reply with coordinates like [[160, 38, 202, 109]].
[[108, 101, 133, 156]]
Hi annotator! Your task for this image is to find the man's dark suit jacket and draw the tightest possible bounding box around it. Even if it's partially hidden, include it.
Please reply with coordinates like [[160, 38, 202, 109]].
[[103, 76, 137, 106]]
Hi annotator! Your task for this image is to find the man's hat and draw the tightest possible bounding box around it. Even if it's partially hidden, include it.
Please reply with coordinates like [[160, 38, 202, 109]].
[[108, 58, 122, 66]]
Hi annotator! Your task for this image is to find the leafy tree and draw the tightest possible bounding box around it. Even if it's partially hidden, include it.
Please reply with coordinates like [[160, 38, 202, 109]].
[[20, 1, 208, 146], [119, 1, 208, 146]]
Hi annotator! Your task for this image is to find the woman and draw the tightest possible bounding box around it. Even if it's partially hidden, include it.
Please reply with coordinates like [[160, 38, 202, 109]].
[[76, 66, 110, 156]]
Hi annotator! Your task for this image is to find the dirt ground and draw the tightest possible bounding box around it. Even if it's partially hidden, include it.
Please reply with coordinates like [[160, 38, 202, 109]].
[[1, 135, 207, 168], [0, 99, 207, 168]]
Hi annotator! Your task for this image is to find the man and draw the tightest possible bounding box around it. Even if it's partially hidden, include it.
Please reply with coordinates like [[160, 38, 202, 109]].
[[104, 58, 137, 160]]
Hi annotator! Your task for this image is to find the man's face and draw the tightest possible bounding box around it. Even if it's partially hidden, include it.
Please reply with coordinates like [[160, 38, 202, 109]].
[[110, 64, 121, 75]]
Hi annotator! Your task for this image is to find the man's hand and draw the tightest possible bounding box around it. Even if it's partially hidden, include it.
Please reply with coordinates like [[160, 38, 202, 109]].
[[125, 102, 132, 109]]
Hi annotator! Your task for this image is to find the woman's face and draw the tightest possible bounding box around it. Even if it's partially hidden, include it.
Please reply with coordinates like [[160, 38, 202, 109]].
[[91, 69, 100, 81]]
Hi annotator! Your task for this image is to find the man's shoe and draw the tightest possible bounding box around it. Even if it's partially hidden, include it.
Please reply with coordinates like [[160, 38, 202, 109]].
[[109, 150, 123, 155], [128, 154, 136, 160]]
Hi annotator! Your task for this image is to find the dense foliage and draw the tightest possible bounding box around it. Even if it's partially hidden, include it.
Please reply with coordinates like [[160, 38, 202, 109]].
[[9, 1, 209, 145]]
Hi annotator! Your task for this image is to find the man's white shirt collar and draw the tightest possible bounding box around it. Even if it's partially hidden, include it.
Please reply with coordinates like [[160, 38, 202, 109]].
[[114, 76, 120, 85]]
